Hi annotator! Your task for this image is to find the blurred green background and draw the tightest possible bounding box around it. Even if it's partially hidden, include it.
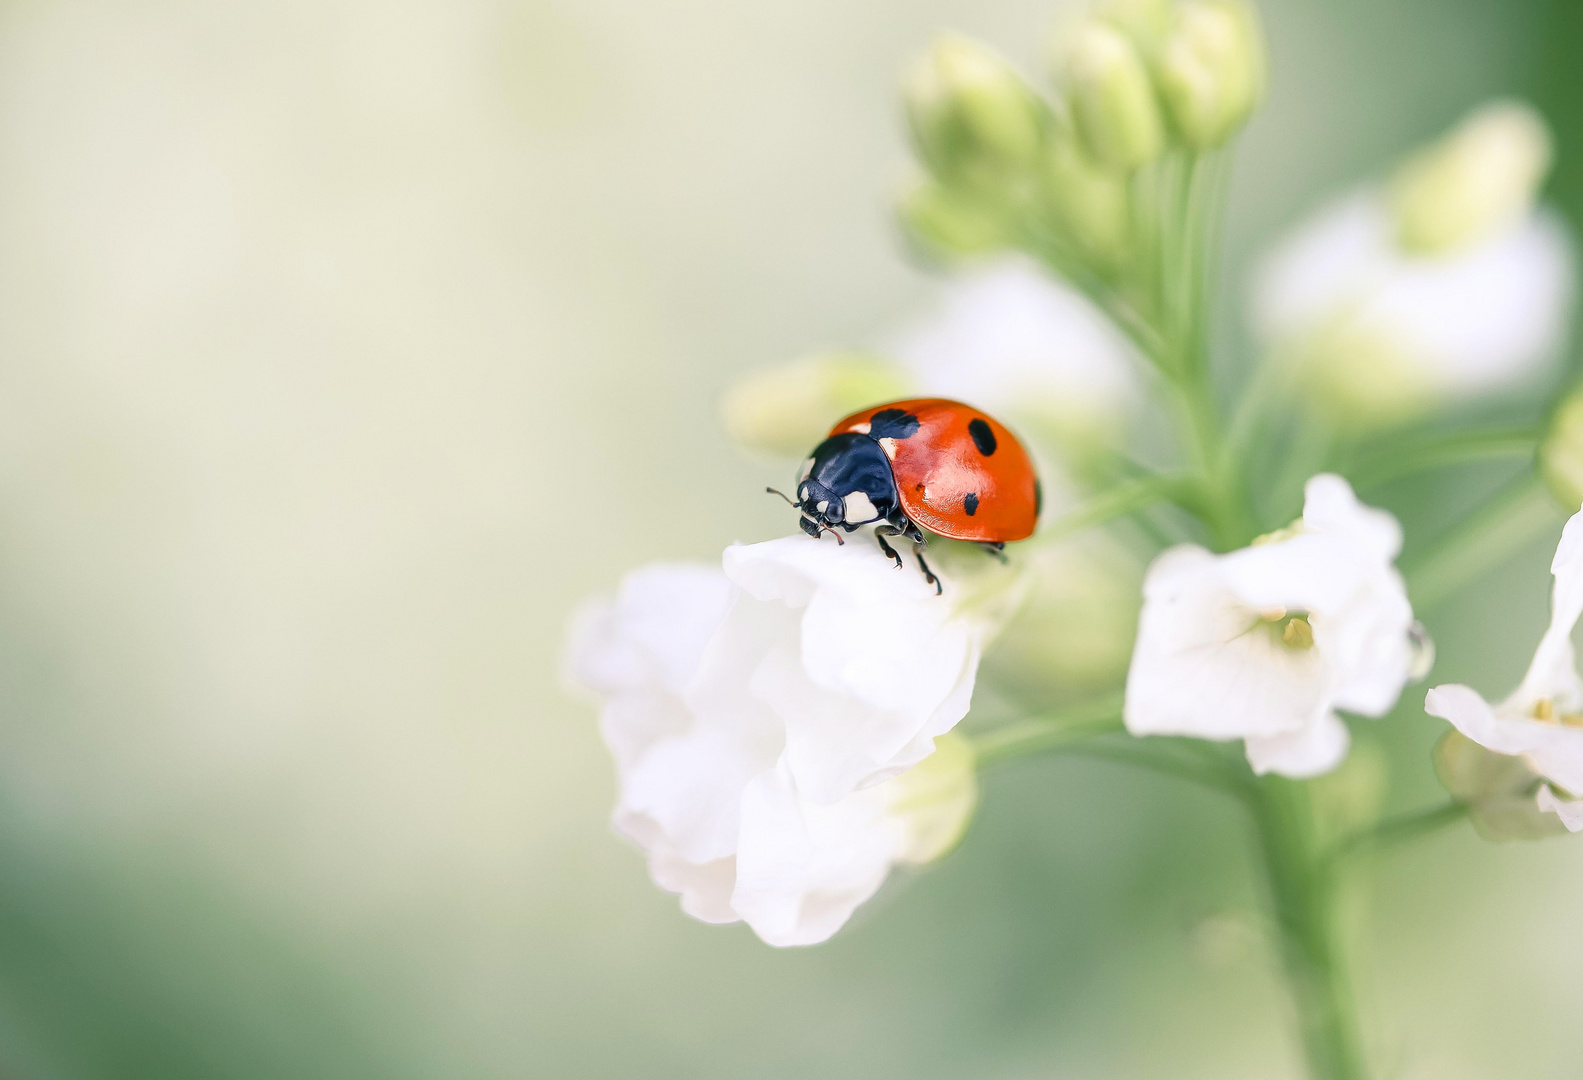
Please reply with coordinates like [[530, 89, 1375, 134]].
[[0, 0, 1577, 1076]]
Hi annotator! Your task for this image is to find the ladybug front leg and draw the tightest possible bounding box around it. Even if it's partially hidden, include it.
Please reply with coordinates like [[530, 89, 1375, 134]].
[[873, 525, 905, 569], [980, 541, 1008, 564], [913, 545, 941, 596]]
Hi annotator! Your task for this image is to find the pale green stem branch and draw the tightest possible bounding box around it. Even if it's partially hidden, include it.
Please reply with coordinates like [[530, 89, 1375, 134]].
[[1328, 801, 1469, 870], [971, 694, 1125, 768], [1041, 472, 1192, 541], [1348, 428, 1539, 490], [1061, 739, 1254, 800], [1403, 476, 1560, 612]]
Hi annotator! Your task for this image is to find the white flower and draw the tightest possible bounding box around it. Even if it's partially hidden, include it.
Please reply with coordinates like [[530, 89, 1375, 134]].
[[565, 539, 993, 946], [1252, 103, 1573, 427], [1425, 510, 1583, 832], [1124, 474, 1417, 778], [887, 259, 1141, 451]]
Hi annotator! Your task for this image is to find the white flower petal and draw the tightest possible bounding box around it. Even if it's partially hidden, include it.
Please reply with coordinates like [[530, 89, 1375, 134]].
[[888, 259, 1140, 430], [565, 563, 733, 771], [1536, 784, 1583, 832], [1126, 544, 1330, 740], [1244, 711, 1352, 779], [570, 539, 995, 944], [1254, 194, 1385, 342], [1301, 472, 1403, 563], [617, 726, 767, 864], [1126, 476, 1412, 777], [731, 764, 901, 947], [647, 847, 740, 925], [1425, 683, 1583, 796], [1254, 191, 1574, 405], [721, 536, 983, 803], [1509, 509, 1583, 711]]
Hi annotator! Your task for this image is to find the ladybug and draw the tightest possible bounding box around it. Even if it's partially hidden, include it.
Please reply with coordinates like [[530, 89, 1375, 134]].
[[770, 398, 1040, 593]]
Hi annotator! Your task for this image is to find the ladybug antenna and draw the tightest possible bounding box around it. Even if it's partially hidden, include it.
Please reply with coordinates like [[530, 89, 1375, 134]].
[[765, 486, 800, 509]]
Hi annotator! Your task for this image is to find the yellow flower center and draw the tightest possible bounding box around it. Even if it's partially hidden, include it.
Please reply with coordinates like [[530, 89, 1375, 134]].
[[1530, 698, 1583, 727], [1257, 608, 1315, 651]]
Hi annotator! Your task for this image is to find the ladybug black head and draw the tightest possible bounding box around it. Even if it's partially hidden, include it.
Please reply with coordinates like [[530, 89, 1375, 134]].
[[789, 432, 900, 535]]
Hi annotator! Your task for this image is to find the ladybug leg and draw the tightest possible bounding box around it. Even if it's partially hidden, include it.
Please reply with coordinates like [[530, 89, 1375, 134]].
[[913, 546, 942, 596], [798, 516, 845, 544], [980, 541, 1008, 564], [874, 526, 904, 569]]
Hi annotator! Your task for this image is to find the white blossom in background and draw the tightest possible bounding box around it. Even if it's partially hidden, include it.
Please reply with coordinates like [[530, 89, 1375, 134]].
[[1426, 511, 1583, 832], [1253, 101, 1574, 428], [1125, 474, 1418, 778], [887, 259, 1142, 453], [566, 540, 1001, 946]]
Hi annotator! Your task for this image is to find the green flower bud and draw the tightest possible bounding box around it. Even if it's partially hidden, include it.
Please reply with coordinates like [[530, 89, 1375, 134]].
[[1433, 730, 1564, 841], [1155, 0, 1266, 149], [898, 179, 1012, 259], [1389, 100, 1553, 256], [1041, 128, 1132, 270], [1540, 387, 1583, 512], [1093, 0, 1174, 51], [1059, 19, 1165, 170], [887, 732, 978, 864], [1290, 318, 1440, 431], [720, 353, 910, 459], [981, 539, 1141, 701], [904, 34, 1048, 185]]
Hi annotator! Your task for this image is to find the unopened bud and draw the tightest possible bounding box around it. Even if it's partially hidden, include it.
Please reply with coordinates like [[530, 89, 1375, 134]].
[[1042, 130, 1131, 268], [905, 34, 1048, 185], [1540, 387, 1583, 512], [1093, 0, 1174, 51], [1291, 318, 1438, 430], [888, 732, 978, 864], [1059, 20, 1165, 170], [898, 180, 1011, 258], [1433, 730, 1564, 841], [1156, 0, 1266, 149], [981, 540, 1141, 699], [1390, 100, 1553, 256], [721, 353, 910, 459]]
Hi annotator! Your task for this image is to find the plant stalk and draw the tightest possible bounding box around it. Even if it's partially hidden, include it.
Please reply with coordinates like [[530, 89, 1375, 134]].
[[1250, 778, 1369, 1080]]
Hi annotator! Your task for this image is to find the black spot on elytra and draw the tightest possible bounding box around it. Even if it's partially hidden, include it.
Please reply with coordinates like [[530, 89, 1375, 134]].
[[967, 418, 997, 455], [963, 492, 979, 516], [868, 409, 921, 440]]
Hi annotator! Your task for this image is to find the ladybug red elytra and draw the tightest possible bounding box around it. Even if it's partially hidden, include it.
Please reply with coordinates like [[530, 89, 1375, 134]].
[[770, 398, 1040, 593]]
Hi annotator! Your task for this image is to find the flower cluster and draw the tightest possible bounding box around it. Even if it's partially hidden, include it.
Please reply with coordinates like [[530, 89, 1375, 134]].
[[567, 14, 1582, 1074], [567, 540, 1011, 945], [1254, 102, 1573, 428], [1125, 474, 1418, 778], [1426, 512, 1583, 837], [899, 0, 1264, 325]]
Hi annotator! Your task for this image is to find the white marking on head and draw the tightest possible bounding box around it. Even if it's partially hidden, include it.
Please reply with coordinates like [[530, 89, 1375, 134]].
[[844, 491, 876, 524], [816, 500, 829, 514], [852, 422, 872, 434], [798, 458, 814, 482], [878, 437, 898, 459]]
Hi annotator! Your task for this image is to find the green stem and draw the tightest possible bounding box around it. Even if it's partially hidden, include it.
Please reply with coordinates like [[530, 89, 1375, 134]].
[[1329, 801, 1468, 868], [1250, 778, 1369, 1080], [1403, 475, 1559, 612], [1059, 739, 1253, 799], [971, 694, 1124, 768], [1347, 428, 1539, 490], [1041, 472, 1192, 541]]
